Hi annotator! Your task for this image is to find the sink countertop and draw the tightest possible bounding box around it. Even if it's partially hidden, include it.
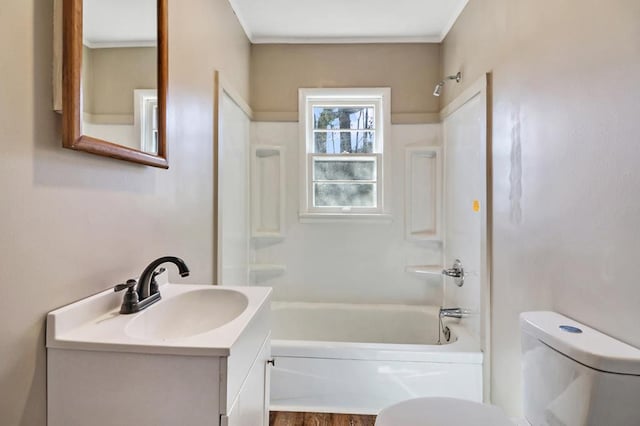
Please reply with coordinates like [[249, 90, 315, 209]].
[[46, 283, 272, 357]]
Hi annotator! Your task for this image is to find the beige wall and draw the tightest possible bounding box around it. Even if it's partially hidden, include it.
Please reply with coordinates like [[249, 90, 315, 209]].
[[250, 43, 441, 123], [0, 0, 249, 425], [85, 46, 157, 116], [442, 0, 640, 416]]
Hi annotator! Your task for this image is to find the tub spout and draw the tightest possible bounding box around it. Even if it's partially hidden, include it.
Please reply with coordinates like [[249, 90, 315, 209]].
[[437, 307, 470, 344], [439, 307, 470, 319]]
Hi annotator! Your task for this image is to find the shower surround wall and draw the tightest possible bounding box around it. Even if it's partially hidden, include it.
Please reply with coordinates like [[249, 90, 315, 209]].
[[249, 42, 446, 304], [250, 121, 443, 304], [218, 92, 251, 286], [441, 0, 640, 417]]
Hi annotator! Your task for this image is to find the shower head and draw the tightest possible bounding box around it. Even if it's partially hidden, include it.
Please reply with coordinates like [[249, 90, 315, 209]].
[[433, 81, 444, 97], [432, 72, 462, 97]]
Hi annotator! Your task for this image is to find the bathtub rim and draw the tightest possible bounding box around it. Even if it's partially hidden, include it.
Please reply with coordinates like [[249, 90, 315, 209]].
[[271, 301, 482, 364]]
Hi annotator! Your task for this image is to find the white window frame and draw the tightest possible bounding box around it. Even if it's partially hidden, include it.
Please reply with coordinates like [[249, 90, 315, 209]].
[[134, 89, 158, 153], [298, 88, 391, 222]]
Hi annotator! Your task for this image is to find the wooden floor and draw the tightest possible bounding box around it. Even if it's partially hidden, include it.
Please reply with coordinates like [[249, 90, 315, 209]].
[[269, 411, 376, 426]]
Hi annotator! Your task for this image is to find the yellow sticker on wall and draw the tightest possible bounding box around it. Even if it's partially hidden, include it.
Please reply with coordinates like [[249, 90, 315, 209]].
[[473, 200, 480, 212]]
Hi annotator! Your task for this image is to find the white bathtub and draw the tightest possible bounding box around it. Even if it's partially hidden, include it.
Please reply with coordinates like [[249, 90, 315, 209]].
[[270, 302, 483, 415]]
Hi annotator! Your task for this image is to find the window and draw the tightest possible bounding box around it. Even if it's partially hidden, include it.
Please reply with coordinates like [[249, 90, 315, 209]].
[[299, 88, 391, 220], [134, 89, 159, 154]]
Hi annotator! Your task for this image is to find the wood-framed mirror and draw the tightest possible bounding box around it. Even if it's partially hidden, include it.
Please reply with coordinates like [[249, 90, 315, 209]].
[[62, 0, 168, 168]]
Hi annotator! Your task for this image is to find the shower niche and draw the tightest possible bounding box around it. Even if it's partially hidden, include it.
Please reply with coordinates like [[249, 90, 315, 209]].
[[404, 145, 444, 281], [251, 145, 285, 240], [250, 145, 286, 281], [404, 146, 442, 242]]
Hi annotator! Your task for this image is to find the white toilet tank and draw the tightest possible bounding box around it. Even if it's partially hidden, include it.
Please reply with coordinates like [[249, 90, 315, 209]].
[[520, 312, 640, 426]]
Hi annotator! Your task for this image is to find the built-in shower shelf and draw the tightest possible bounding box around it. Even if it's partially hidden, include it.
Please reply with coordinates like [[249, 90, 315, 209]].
[[405, 265, 443, 278], [251, 145, 285, 240], [405, 146, 442, 242], [251, 233, 285, 242], [249, 264, 286, 275]]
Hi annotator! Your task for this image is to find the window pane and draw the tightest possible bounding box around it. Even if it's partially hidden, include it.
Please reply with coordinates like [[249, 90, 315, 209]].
[[313, 131, 375, 153], [314, 183, 376, 207], [313, 107, 375, 130], [314, 159, 376, 181]]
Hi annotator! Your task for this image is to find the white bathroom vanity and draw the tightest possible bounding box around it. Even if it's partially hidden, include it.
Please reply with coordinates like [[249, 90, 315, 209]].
[[46, 283, 271, 426]]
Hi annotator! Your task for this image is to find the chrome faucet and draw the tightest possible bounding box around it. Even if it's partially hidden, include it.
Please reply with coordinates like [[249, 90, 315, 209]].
[[438, 307, 470, 344], [114, 256, 190, 314], [442, 259, 465, 287], [439, 307, 467, 319]]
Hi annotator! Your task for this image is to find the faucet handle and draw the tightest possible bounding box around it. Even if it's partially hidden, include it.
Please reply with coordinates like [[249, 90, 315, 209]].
[[115, 279, 140, 314], [442, 259, 465, 287], [114, 279, 137, 292]]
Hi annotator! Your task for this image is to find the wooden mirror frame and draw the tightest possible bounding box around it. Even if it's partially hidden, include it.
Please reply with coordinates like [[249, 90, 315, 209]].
[[62, 0, 168, 169]]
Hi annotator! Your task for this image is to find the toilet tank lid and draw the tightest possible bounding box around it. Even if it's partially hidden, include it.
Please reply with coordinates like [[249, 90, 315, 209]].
[[520, 311, 640, 376]]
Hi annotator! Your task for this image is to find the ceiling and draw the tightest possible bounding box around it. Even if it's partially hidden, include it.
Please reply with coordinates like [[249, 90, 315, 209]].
[[228, 0, 469, 44], [83, 0, 157, 48]]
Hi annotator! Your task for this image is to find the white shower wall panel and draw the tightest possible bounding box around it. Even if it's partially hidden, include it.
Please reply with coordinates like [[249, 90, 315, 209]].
[[443, 92, 485, 342], [250, 122, 443, 304], [218, 93, 251, 285]]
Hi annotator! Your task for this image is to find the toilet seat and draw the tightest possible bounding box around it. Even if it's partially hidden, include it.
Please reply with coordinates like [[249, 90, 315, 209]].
[[375, 397, 516, 426]]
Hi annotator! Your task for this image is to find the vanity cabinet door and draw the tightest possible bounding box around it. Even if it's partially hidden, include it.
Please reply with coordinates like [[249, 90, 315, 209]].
[[221, 334, 271, 426]]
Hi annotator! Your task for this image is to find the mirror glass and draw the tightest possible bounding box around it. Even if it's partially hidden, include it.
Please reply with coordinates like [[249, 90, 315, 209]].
[[58, 0, 169, 169], [81, 0, 159, 155]]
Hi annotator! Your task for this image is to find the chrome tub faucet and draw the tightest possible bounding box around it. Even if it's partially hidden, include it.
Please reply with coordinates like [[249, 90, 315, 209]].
[[438, 307, 471, 344], [439, 307, 465, 319]]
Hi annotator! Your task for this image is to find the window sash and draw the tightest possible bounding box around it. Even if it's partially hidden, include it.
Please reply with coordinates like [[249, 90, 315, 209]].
[[312, 130, 376, 154], [313, 181, 378, 211], [312, 104, 376, 131], [307, 100, 382, 155], [307, 154, 382, 213], [312, 155, 377, 181]]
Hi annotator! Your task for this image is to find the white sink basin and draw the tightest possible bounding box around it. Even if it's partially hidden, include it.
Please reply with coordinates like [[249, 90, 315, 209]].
[[46, 283, 271, 357], [126, 289, 249, 340]]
